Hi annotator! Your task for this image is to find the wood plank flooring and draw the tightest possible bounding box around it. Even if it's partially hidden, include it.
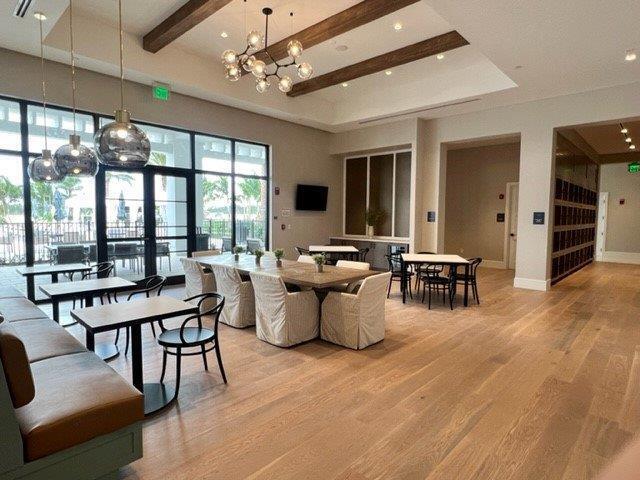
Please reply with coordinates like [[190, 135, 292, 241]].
[[61, 262, 640, 479]]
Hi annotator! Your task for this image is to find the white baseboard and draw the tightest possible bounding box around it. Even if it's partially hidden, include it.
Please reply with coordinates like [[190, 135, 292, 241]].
[[513, 277, 551, 291], [598, 251, 640, 265], [481, 259, 506, 269]]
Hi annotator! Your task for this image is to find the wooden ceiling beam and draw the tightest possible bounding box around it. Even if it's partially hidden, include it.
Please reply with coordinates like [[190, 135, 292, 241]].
[[288, 31, 469, 97], [143, 0, 234, 53], [245, 0, 421, 75]]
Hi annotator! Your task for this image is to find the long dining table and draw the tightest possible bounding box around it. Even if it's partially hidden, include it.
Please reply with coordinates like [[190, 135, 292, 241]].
[[196, 253, 377, 289]]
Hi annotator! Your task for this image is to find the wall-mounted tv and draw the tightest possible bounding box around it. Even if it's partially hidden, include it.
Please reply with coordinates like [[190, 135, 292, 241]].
[[295, 184, 328, 211]]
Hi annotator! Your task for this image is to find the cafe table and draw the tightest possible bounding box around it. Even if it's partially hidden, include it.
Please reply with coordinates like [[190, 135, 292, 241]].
[[71, 296, 198, 416], [16, 263, 92, 304], [400, 254, 471, 306]]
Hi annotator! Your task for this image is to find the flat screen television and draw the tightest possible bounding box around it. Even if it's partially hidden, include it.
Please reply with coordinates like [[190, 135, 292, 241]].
[[295, 184, 328, 211]]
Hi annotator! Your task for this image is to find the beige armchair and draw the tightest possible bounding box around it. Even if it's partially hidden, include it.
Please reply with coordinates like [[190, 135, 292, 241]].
[[321, 272, 391, 349], [180, 257, 217, 311], [250, 271, 319, 347], [335, 260, 370, 293], [191, 249, 221, 257], [210, 264, 255, 328], [297, 255, 315, 264]]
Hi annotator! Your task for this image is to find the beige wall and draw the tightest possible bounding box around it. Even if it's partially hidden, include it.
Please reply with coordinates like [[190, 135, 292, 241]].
[[0, 49, 341, 258], [444, 143, 520, 263], [600, 163, 640, 254]]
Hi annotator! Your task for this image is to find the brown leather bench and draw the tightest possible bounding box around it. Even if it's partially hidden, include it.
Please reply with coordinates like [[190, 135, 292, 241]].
[[0, 286, 144, 479]]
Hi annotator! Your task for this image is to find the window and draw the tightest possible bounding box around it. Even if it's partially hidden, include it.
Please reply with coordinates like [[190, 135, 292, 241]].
[[344, 150, 411, 238], [0, 98, 22, 150], [0, 154, 25, 268], [138, 124, 190, 169], [195, 135, 231, 172], [196, 173, 232, 250], [28, 105, 94, 154]]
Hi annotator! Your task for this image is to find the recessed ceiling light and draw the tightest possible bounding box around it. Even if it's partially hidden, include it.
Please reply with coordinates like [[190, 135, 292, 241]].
[[626, 137, 632, 143], [630, 144, 637, 150], [385, 70, 393, 76], [33, 11, 46, 20], [342, 82, 349, 87], [621, 127, 629, 134], [220, 31, 228, 38], [436, 53, 445, 60], [625, 50, 637, 62], [335, 44, 348, 52], [393, 22, 403, 31]]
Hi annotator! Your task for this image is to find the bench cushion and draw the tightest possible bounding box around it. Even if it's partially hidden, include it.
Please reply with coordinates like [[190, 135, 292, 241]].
[[0, 320, 35, 408], [15, 352, 144, 461], [0, 297, 48, 322], [11, 318, 85, 362]]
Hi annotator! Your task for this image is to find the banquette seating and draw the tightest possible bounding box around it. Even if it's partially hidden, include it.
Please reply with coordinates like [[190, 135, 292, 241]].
[[0, 286, 143, 480]]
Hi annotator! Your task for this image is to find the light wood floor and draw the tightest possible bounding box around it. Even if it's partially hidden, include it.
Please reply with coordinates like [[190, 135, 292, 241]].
[[64, 262, 640, 479]]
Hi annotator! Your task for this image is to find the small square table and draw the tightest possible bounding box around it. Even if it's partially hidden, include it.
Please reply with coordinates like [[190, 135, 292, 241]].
[[400, 254, 471, 306], [16, 263, 92, 303], [71, 296, 198, 416]]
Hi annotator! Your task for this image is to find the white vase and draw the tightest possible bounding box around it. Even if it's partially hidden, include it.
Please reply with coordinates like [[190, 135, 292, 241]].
[[366, 225, 375, 237]]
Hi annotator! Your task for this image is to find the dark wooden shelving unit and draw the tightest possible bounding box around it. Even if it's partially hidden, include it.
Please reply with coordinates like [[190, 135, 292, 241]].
[[551, 178, 597, 284]]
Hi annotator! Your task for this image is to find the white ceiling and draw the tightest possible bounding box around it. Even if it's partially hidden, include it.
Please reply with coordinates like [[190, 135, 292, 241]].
[[0, 0, 638, 132]]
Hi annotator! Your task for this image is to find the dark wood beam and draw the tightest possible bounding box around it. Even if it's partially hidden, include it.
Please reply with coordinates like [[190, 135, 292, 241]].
[[288, 31, 469, 97], [599, 152, 640, 164], [143, 0, 233, 53], [245, 0, 421, 74]]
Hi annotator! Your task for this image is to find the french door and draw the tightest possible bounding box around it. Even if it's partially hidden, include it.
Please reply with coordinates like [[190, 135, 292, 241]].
[[98, 167, 191, 284]]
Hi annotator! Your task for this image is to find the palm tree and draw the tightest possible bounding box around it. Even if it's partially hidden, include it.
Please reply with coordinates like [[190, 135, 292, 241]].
[[0, 176, 22, 223]]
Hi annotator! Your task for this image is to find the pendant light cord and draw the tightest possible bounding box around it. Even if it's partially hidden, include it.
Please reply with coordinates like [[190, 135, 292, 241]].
[[38, 15, 48, 151], [118, 0, 124, 111], [68, 0, 77, 137]]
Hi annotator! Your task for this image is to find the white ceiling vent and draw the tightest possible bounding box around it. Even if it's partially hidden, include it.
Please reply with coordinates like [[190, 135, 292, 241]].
[[13, 0, 33, 18]]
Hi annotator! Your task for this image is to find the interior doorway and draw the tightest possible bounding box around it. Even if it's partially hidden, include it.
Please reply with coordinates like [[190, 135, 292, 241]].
[[505, 182, 519, 269]]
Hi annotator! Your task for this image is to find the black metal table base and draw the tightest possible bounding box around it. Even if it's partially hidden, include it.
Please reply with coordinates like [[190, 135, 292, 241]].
[[143, 382, 176, 416], [94, 343, 120, 362], [59, 315, 78, 327]]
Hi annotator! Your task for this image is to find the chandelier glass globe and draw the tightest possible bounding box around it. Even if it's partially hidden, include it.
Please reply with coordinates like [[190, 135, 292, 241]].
[[28, 150, 65, 182], [225, 64, 242, 81], [297, 62, 313, 79], [287, 40, 303, 58], [251, 59, 267, 78], [54, 135, 99, 176], [256, 78, 270, 93], [241, 54, 256, 72], [278, 75, 293, 93], [221, 49, 238, 65], [247, 30, 264, 49], [94, 109, 150, 167]]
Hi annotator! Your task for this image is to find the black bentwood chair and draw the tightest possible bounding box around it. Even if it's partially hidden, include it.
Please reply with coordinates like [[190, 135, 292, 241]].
[[385, 253, 414, 299], [157, 293, 227, 399], [114, 275, 167, 355], [455, 257, 483, 304], [421, 264, 455, 310], [73, 261, 115, 309]]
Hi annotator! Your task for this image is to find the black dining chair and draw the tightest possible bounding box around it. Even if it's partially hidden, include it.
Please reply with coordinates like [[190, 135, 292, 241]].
[[455, 257, 483, 304], [413, 251, 442, 291], [73, 261, 115, 309], [358, 247, 370, 263], [421, 264, 455, 310], [113, 275, 167, 355], [157, 293, 227, 400], [385, 253, 414, 299]]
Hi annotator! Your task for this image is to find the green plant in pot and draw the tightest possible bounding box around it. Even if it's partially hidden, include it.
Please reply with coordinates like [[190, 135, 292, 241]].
[[274, 248, 284, 267], [312, 253, 326, 273], [365, 208, 385, 237], [254, 248, 264, 265], [232, 245, 244, 261]]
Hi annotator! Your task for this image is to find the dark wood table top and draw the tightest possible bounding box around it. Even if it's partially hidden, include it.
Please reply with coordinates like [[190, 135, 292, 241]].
[[196, 254, 377, 289], [70, 296, 198, 333], [39, 277, 136, 300], [16, 263, 92, 276]]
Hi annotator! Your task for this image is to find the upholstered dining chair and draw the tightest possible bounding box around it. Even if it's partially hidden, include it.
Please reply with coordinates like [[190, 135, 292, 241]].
[[209, 264, 255, 328], [297, 255, 315, 264], [250, 271, 319, 347], [294, 246, 310, 256], [321, 272, 391, 350], [180, 257, 217, 312], [157, 293, 227, 401], [335, 260, 370, 293], [191, 249, 221, 257]]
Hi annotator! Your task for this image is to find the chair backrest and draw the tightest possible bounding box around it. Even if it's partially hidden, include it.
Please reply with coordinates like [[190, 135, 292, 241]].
[[114, 242, 138, 255], [336, 260, 370, 270], [56, 245, 86, 264], [358, 247, 370, 262], [385, 254, 402, 273], [467, 257, 483, 275], [161, 293, 225, 340], [0, 320, 35, 408], [127, 275, 166, 300], [246, 239, 263, 253], [249, 271, 287, 317], [156, 242, 170, 255], [295, 246, 310, 256], [221, 237, 232, 252], [357, 271, 392, 299], [180, 258, 215, 300], [195, 233, 210, 251], [191, 249, 221, 258], [83, 261, 114, 279], [297, 254, 315, 264], [210, 264, 243, 299], [63, 231, 80, 244]]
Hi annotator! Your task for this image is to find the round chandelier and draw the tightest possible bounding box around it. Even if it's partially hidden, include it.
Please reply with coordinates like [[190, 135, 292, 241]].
[[222, 7, 313, 94], [94, 0, 150, 167], [54, 0, 99, 177]]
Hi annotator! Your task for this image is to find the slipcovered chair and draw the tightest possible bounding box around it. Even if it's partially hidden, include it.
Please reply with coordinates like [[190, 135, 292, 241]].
[[191, 249, 221, 257], [210, 264, 255, 328], [321, 272, 391, 350], [180, 257, 217, 312], [335, 260, 370, 294], [297, 254, 315, 264], [250, 271, 319, 347], [246, 238, 263, 253]]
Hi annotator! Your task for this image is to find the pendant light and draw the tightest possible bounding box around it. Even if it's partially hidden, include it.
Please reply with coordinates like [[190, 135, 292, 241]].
[[93, 0, 150, 167], [54, 0, 99, 177], [28, 12, 65, 183]]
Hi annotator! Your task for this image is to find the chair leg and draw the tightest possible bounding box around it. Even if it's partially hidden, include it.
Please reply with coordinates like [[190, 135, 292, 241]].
[[408, 277, 413, 299], [428, 283, 432, 309], [150, 322, 156, 338], [448, 286, 454, 310], [387, 277, 392, 298], [201, 344, 208, 371], [421, 281, 426, 303], [473, 281, 480, 305], [114, 328, 120, 345], [125, 327, 130, 356], [174, 348, 182, 397], [214, 341, 227, 384], [160, 350, 168, 384]]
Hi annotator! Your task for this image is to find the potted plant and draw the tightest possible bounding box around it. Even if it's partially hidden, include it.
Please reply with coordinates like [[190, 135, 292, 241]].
[[312, 253, 326, 273], [274, 248, 285, 267], [232, 245, 244, 261], [365, 208, 385, 237], [254, 248, 264, 266]]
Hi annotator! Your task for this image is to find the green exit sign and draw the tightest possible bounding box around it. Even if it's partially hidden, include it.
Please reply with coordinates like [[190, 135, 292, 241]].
[[152, 84, 170, 101], [629, 162, 640, 173]]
